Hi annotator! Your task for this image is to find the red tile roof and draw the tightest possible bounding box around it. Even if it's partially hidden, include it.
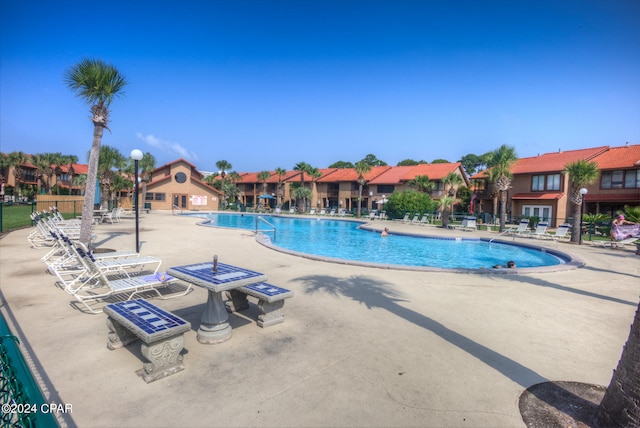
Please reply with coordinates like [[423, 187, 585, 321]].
[[510, 146, 609, 174], [317, 166, 391, 182], [369, 163, 464, 184], [592, 144, 640, 169]]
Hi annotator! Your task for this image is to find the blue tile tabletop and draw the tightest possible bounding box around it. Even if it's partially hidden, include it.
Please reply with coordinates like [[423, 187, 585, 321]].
[[167, 262, 267, 292]]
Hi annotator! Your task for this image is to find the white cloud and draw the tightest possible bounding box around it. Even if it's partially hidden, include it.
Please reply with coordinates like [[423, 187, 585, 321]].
[[135, 132, 199, 162]]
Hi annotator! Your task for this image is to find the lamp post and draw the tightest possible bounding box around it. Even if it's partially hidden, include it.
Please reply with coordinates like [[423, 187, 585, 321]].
[[579, 188, 588, 245], [130, 149, 143, 253]]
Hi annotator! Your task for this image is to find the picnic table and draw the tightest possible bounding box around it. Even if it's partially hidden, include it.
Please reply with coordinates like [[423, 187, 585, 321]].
[[167, 260, 267, 344]]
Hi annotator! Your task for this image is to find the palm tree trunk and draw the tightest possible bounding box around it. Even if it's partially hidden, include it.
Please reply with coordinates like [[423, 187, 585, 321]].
[[499, 191, 507, 232], [358, 184, 363, 218], [570, 202, 582, 243], [79, 124, 104, 248], [597, 302, 640, 426]]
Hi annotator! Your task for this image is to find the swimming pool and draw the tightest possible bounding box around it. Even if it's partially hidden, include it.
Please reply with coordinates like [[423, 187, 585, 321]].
[[193, 213, 570, 271]]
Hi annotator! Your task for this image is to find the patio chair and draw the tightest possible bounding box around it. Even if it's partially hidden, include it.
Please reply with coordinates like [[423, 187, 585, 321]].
[[519, 221, 549, 238], [319, 208, 327, 215], [53, 237, 161, 294], [103, 208, 120, 224], [550, 224, 571, 240], [590, 236, 639, 249], [69, 255, 191, 314], [400, 213, 410, 223], [418, 214, 430, 225], [505, 219, 530, 235], [409, 214, 419, 224]]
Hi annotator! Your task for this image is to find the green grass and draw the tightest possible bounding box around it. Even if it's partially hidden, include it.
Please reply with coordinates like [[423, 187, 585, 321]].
[[1, 204, 36, 232]]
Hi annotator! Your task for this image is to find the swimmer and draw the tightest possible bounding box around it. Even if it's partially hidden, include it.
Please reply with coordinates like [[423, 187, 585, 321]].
[[381, 227, 389, 237]]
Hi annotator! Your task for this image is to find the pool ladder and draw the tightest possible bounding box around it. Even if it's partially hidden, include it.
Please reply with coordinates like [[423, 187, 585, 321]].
[[489, 229, 515, 243], [256, 216, 276, 241]]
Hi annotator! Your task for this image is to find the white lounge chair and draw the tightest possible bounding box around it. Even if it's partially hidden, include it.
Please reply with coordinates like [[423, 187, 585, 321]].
[[319, 208, 327, 215], [70, 256, 191, 314], [409, 214, 419, 224], [519, 221, 549, 238], [591, 236, 639, 249], [506, 219, 530, 235], [550, 224, 571, 240], [417, 214, 430, 225], [53, 238, 161, 294]]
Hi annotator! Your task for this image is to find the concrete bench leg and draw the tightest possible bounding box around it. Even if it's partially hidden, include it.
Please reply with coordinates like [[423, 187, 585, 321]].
[[225, 290, 249, 312], [257, 300, 285, 328], [139, 335, 186, 383], [106, 317, 138, 349]]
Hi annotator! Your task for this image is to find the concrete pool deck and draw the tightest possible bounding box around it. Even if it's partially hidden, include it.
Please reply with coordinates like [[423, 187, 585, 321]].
[[0, 211, 638, 427]]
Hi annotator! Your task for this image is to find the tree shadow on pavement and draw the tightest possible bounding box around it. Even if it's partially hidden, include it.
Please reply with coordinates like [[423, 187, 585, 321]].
[[294, 273, 602, 426]]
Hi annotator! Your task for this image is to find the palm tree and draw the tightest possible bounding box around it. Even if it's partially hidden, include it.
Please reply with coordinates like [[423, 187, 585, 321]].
[[438, 196, 456, 229], [275, 167, 287, 208], [257, 171, 271, 194], [443, 172, 464, 197], [597, 302, 640, 426], [291, 186, 312, 212], [138, 152, 155, 206], [355, 161, 371, 218], [293, 162, 314, 212], [408, 175, 435, 194], [7, 151, 27, 200], [32, 153, 58, 195], [487, 145, 517, 232], [562, 160, 599, 243], [96, 145, 126, 209], [65, 58, 127, 248], [215, 160, 232, 183]]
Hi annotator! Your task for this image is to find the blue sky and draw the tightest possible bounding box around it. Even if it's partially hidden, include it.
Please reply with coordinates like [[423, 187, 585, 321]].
[[1, 1, 639, 173]]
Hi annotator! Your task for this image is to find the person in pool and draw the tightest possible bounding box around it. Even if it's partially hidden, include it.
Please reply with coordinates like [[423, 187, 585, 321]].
[[381, 227, 389, 237], [493, 260, 516, 269]]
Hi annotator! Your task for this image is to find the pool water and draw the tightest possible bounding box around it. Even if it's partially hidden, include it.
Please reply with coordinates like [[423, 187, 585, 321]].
[[198, 213, 564, 270]]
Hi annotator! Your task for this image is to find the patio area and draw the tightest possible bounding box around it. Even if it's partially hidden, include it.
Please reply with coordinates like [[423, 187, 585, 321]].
[[0, 211, 638, 427]]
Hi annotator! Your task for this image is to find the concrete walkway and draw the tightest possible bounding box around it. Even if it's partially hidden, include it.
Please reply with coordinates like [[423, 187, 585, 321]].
[[0, 211, 638, 427]]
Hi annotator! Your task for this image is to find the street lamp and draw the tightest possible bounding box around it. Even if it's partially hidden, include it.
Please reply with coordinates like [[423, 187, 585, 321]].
[[130, 149, 143, 253], [579, 188, 588, 245]]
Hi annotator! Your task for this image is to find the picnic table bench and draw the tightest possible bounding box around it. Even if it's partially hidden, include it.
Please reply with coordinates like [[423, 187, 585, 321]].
[[225, 282, 294, 328], [104, 299, 191, 383]]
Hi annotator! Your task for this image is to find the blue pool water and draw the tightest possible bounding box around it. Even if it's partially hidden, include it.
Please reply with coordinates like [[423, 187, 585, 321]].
[[196, 213, 565, 270]]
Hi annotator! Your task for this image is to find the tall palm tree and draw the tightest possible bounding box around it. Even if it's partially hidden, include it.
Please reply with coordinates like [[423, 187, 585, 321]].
[[443, 172, 464, 197], [597, 302, 640, 426], [96, 145, 126, 208], [7, 151, 27, 200], [65, 58, 127, 248], [215, 160, 232, 183], [355, 161, 371, 218], [562, 160, 599, 243], [487, 145, 517, 232], [138, 152, 156, 207], [32, 153, 57, 195], [257, 171, 271, 194], [408, 175, 434, 194], [438, 196, 456, 229], [275, 167, 287, 208], [293, 162, 314, 211]]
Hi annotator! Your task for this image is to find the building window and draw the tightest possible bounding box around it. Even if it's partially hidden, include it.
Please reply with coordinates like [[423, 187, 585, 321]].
[[377, 185, 395, 194], [522, 205, 552, 222], [532, 174, 560, 191], [146, 192, 166, 201], [624, 170, 640, 188], [601, 171, 625, 189], [532, 175, 545, 191]]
